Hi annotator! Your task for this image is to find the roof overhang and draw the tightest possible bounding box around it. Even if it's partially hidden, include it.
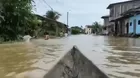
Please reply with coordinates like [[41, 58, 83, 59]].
[[107, 0, 137, 9], [109, 16, 127, 22], [101, 15, 109, 19], [121, 7, 140, 16], [35, 14, 67, 26], [109, 7, 140, 22]]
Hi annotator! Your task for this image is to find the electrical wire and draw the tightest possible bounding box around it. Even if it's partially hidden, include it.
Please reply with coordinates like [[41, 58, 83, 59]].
[[39, 0, 48, 9], [42, 0, 53, 10]]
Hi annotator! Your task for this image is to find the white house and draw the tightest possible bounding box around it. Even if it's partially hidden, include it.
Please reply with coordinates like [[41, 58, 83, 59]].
[[85, 25, 92, 34]]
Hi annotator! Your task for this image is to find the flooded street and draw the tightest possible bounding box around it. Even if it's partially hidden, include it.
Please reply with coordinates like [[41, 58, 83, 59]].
[[0, 35, 140, 78]]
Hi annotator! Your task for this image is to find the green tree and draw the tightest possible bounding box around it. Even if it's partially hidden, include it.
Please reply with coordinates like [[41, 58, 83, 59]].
[[0, 0, 35, 41], [27, 16, 42, 37], [92, 22, 102, 34], [45, 10, 61, 36], [71, 26, 83, 35], [45, 10, 61, 20]]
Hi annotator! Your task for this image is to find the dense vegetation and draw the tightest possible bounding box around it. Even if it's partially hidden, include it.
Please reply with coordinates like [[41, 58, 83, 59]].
[[71, 26, 83, 34], [0, 0, 67, 42], [92, 22, 102, 34], [45, 10, 61, 20], [0, 0, 37, 42], [43, 10, 66, 36], [70, 22, 102, 35], [36, 10, 67, 37]]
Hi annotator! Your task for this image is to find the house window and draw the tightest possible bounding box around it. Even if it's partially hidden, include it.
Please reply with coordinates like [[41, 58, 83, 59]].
[[138, 20, 140, 25], [130, 22, 132, 26], [110, 9, 114, 17], [120, 5, 122, 14]]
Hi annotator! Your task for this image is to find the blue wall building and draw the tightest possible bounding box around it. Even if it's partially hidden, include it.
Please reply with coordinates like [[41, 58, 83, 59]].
[[129, 15, 140, 34]]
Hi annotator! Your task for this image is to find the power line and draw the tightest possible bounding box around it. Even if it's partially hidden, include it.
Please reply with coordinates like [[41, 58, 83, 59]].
[[42, 0, 53, 10], [40, 0, 48, 8], [37, 0, 52, 12]]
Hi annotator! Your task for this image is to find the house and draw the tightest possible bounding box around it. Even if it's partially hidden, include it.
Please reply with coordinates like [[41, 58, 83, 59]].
[[129, 15, 140, 34], [101, 15, 114, 35], [85, 25, 92, 34], [35, 14, 68, 36], [107, 0, 140, 36], [121, 7, 140, 35]]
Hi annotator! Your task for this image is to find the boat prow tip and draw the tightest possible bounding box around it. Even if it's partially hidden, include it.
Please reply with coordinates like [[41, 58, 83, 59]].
[[44, 45, 109, 78], [73, 45, 77, 48]]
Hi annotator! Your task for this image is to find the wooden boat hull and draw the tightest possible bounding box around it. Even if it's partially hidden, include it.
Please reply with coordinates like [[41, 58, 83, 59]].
[[44, 46, 108, 78]]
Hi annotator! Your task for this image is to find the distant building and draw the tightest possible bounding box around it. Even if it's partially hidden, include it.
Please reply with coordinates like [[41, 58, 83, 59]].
[[101, 15, 114, 35], [35, 14, 68, 36], [85, 25, 92, 34]]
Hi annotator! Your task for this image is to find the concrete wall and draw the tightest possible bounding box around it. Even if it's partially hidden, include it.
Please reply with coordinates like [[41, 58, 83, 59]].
[[104, 18, 110, 26], [120, 19, 129, 35], [129, 15, 140, 34], [102, 16, 115, 35]]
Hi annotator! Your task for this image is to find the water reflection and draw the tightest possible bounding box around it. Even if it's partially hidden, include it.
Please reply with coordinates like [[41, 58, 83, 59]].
[[0, 40, 64, 78], [105, 37, 140, 78], [0, 43, 36, 78], [0, 35, 140, 78]]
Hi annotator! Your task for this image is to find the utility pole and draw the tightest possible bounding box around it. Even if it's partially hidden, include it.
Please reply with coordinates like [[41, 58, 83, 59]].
[[67, 12, 69, 34], [67, 12, 69, 27]]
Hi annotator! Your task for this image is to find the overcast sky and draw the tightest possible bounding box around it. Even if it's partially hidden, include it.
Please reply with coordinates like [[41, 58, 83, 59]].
[[34, 0, 128, 26]]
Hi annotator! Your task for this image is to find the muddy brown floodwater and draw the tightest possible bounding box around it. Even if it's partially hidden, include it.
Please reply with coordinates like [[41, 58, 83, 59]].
[[0, 35, 140, 78]]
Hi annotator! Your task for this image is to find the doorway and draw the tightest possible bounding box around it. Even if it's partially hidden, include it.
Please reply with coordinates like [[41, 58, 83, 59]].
[[133, 19, 136, 34], [126, 22, 129, 34]]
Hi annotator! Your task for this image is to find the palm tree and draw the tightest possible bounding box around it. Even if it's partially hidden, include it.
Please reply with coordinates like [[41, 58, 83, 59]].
[[44, 10, 62, 36], [45, 10, 61, 20], [92, 22, 102, 34]]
